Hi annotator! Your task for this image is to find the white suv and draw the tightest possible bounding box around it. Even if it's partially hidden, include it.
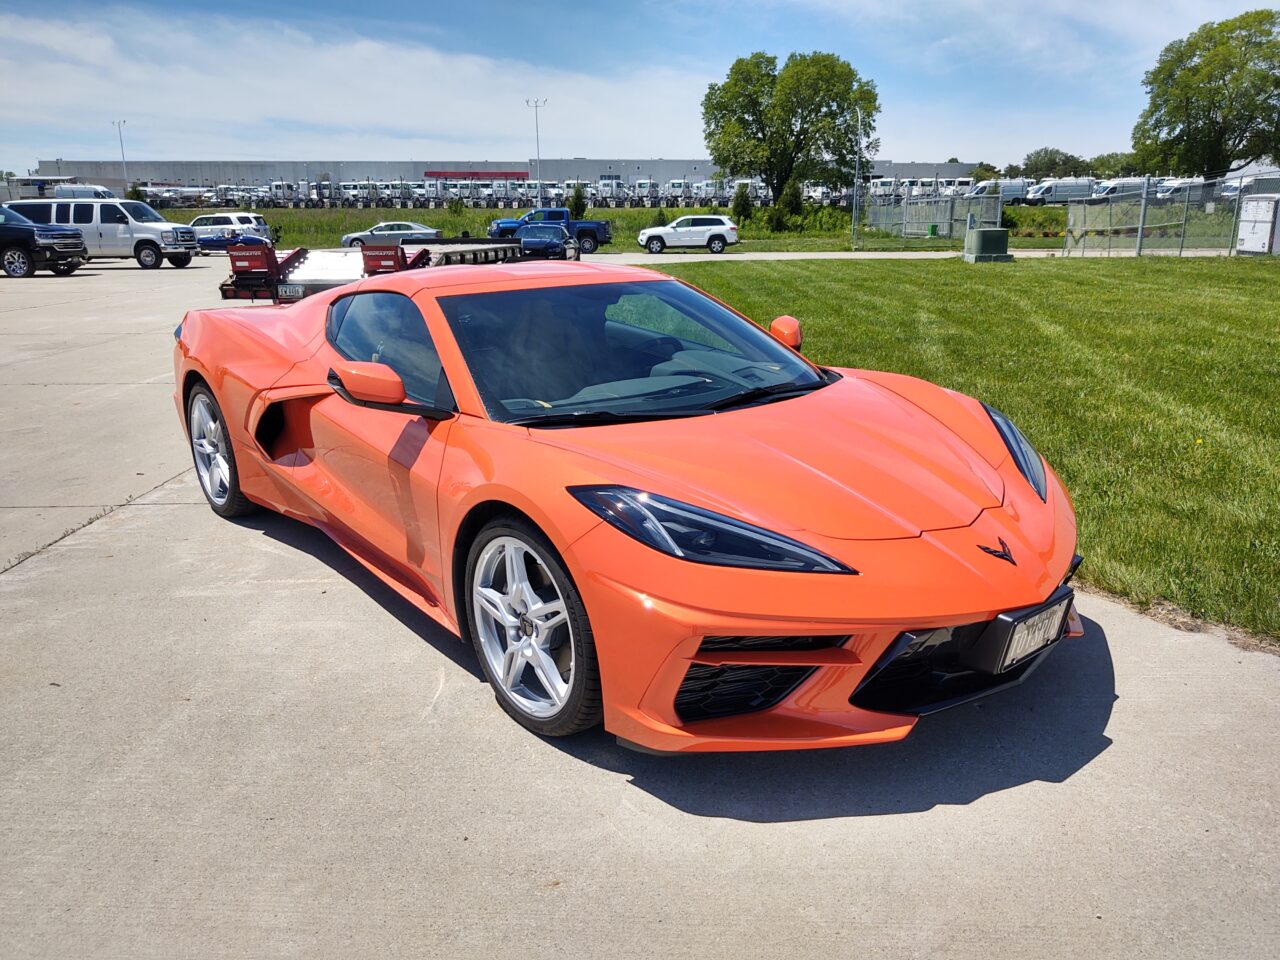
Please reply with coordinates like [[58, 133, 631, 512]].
[[189, 211, 270, 241], [638, 215, 738, 254]]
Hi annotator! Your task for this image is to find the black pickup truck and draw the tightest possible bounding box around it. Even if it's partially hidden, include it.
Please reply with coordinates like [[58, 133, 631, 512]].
[[0, 205, 88, 277]]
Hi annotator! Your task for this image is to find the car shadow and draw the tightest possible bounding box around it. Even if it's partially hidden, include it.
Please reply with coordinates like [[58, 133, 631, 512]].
[[237, 512, 1114, 822], [235, 510, 482, 680]]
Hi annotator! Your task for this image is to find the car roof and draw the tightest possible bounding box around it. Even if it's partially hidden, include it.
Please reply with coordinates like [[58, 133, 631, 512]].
[[360, 259, 664, 297]]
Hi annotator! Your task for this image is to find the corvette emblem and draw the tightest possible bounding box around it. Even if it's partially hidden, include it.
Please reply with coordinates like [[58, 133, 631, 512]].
[[978, 538, 1016, 565]]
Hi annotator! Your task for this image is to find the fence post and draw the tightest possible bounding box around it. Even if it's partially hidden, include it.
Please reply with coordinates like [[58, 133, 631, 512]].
[[1107, 194, 1113, 257], [946, 197, 955, 240], [902, 183, 911, 242], [1178, 182, 1191, 256], [1135, 176, 1150, 256], [1229, 174, 1245, 256]]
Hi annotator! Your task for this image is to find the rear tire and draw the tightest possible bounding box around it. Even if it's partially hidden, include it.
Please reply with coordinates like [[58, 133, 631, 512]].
[[2, 246, 35, 278], [186, 384, 257, 518], [577, 234, 598, 254], [464, 517, 602, 738], [167, 253, 192, 268], [707, 236, 727, 254], [136, 243, 162, 269], [646, 237, 666, 254]]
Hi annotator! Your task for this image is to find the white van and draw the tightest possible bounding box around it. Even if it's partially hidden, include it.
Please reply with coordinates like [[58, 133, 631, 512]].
[[5, 198, 199, 268], [965, 178, 1034, 202], [1091, 178, 1149, 198], [53, 183, 116, 199], [1024, 177, 1096, 205]]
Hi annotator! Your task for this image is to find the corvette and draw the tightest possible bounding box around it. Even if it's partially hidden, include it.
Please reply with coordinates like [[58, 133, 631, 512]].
[[173, 261, 1083, 753]]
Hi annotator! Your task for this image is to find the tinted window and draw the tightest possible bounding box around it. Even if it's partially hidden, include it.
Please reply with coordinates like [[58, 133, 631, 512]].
[[327, 292, 448, 406], [670, 219, 691, 229], [439, 280, 822, 423], [16, 202, 51, 223], [73, 203, 93, 224], [692, 217, 723, 227], [211, 216, 233, 226], [101, 204, 128, 225], [55, 203, 72, 224]]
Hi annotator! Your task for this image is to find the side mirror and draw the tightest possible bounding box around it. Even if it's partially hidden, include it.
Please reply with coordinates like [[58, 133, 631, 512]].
[[770, 315, 803, 351], [329, 361, 405, 406]]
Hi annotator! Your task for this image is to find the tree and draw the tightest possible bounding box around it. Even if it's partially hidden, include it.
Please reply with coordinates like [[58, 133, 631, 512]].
[[731, 182, 753, 223], [969, 162, 1000, 183], [703, 51, 879, 201], [946, 156, 960, 164], [1021, 146, 1086, 180], [1088, 151, 1137, 179], [778, 178, 804, 216], [1132, 10, 1280, 176], [1002, 162, 1024, 178], [568, 183, 587, 219]]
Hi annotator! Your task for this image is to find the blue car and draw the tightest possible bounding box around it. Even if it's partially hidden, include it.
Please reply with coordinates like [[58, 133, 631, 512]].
[[514, 223, 580, 260], [198, 232, 270, 254]]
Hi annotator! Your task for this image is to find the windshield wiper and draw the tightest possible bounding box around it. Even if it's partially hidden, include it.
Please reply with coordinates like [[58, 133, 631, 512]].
[[705, 379, 828, 412], [508, 409, 705, 428]]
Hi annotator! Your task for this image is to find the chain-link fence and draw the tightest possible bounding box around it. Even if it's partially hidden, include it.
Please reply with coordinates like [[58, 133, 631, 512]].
[[1064, 170, 1280, 257], [865, 192, 1002, 240]]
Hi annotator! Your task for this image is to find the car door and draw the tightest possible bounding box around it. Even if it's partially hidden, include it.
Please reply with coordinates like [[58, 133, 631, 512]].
[[71, 203, 96, 252], [667, 217, 693, 247], [98, 203, 133, 255], [308, 291, 455, 604]]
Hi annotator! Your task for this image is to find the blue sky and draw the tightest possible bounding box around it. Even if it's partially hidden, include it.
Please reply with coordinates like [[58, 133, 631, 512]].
[[0, 1, 1261, 174]]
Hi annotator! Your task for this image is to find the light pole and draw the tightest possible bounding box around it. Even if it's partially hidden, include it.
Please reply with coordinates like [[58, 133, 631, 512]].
[[112, 120, 129, 193], [525, 98, 547, 205]]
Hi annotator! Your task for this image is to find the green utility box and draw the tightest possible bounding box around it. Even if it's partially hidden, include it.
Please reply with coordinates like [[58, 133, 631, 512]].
[[963, 227, 1013, 263]]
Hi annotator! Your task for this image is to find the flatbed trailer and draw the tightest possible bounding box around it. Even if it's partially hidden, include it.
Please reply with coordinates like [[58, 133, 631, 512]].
[[219, 238, 523, 303]]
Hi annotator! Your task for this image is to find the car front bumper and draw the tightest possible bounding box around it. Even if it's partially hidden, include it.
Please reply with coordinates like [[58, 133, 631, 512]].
[[33, 244, 87, 265], [564, 496, 1081, 753]]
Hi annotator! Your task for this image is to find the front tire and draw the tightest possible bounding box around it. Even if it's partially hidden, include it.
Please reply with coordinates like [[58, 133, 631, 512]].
[[49, 262, 80, 276], [349, 238, 364, 247], [136, 243, 162, 269], [465, 518, 602, 737], [2, 246, 35, 278], [187, 384, 257, 518], [646, 237, 666, 254], [167, 253, 192, 268]]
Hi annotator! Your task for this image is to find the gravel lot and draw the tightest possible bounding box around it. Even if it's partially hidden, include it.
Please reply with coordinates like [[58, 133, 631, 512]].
[[1, 260, 1277, 959]]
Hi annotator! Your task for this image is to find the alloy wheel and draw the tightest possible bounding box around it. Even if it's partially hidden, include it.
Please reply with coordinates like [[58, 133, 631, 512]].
[[189, 394, 230, 506], [472, 536, 574, 719]]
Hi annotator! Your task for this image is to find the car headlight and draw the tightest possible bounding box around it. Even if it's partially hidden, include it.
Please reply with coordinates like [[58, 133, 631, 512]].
[[984, 404, 1047, 500], [569, 485, 855, 574], [161, 230, 175, 243]]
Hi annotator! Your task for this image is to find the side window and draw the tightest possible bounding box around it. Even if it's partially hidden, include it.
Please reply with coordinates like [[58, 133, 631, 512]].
[[191, 217, 209, 227], [327, 292, 448, 406], [211, 216, 233, 226], [18, 203, 51, 223], [670, 218, 691, 229], [55, 203, 72, 224], [692, 217, 721, 227], [73, 204, 94, 225], [527, 211, 546, 222], [101, 204, 128, 225]]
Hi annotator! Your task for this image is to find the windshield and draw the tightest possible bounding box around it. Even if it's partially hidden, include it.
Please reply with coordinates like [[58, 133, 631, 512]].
[[120, 201, 167, 223], [0, 207, 34, 225], [439, 280, 825, 425], [518, 225, 564, 239]]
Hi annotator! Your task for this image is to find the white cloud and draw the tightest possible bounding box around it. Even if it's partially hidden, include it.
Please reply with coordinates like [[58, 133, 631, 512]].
[[0, 7, 714, 170]]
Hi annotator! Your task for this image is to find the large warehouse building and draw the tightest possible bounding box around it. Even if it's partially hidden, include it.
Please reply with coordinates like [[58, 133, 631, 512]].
[[34, 157, 977, 193]]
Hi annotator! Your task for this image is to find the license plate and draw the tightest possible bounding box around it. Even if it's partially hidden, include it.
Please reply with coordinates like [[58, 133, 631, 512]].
[[1003, 598, 1070, 669], [277, 284, 305, 299]]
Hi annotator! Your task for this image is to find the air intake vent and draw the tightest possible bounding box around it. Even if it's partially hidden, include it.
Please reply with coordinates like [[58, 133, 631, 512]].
[[698, 634, 848, 652], [674, 664, 815, 722]]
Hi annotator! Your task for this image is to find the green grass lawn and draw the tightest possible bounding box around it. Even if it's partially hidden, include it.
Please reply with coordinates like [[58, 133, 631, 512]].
[[657, 257, 1280, 641]]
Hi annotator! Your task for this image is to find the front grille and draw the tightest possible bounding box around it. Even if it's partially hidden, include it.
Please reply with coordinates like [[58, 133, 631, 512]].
[[674, 664, 815, 722], [698, 634, 848, 652], [53, 238, 85, 251], [175, 228, 196, 243]]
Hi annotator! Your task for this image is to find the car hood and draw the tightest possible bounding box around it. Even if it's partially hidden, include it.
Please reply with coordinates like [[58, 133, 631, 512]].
[[531, 374, 1008, 541]]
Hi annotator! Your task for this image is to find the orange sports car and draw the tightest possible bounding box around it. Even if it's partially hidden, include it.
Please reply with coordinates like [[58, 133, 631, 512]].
[[174, 261, 1082, 753]]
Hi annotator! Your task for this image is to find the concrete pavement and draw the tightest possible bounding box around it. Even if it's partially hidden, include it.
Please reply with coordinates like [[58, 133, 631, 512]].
[[2, 262, 1277, 959]]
